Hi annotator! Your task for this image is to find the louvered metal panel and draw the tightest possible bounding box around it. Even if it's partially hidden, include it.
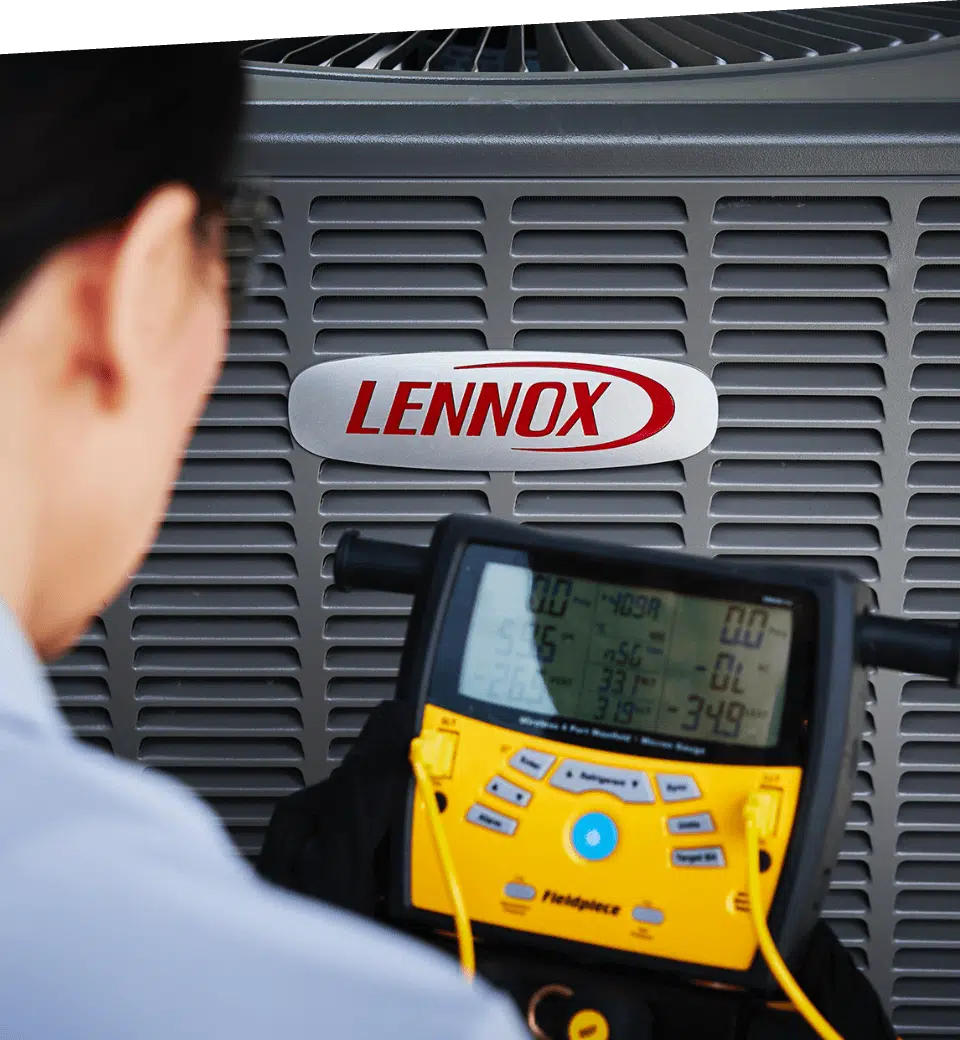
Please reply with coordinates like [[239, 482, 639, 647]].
[[887, 199, 960, 1038], [45, 178, 960, 1026]]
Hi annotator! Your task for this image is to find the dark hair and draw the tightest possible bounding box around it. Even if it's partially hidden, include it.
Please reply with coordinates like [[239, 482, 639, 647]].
[[0, 43, 245, 308]]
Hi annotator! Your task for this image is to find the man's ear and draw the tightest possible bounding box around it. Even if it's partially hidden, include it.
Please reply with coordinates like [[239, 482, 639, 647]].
[[107, 184, 200, 392]]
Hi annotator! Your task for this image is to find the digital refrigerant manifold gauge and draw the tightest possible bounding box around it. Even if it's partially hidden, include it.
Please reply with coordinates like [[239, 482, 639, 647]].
[[331, 514, 960, 996]]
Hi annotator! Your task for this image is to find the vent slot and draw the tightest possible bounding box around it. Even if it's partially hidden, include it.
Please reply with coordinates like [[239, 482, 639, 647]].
[[228, 329, 289, 358], [900, 742, 960, 767], [910, 462, 960, 487], [712, 297, 886, 325], [311, 229, 484, 259], [907, 526, 960, 552], [720, 396, 883, 423], [710, 492, 881, 520], [907, 494, 960, 519], [900, 771, 960, 797], [314, 295, 487, 323], [325, 647, 403, 671], [711, 461, 881, 488], [512, 229, 687, 259], [918, 197, 960, 224], [513, 263, 687, 292], [166, 491, 295, 519], [324, 616, 409, 640], [914, 265, 960, 292], [215, 362, 290, 393], [911, 398, 960, 423], [310, 196, 485, 224], [327, 678, 397, 703], [914, 298, 960, 325], [132, 616, 300, 641], [713, 363, 884, 391], [711, 429, 883, 456], [515, 490, 684, 517], [139, 737, 303, 763], [186, 428, 292, 456], [511, 196, 687, 224], [912, 364, 960, 391], [237, 297, 287, 324], [320, 461, 490, 486], [136, 677, 301, 703], [134, 647, 301, 671], [513, 296, 686, 324], [523, 522, 685, 550], [904, 590, 960, 616], [138, 707, 303, 734], [910, 431, 960, 456], [204, 393, 287, 422], [321, 490, 489, 516], [712, 264, 887, 292], [902, 681, 959, 707], [516, 462, 685, 487], [316, 329, 487, 355], [710, 524, 880, 550], [153, 523, 296, 551], [314, 263, 486, 292], [136, 555, 298, 582], [712, 330, 886, 358], [60, 706, 111, 733], [713, 196, 891, 225], [513, 329, 686, 355], [51, 676, 111, 705], [712, 230, 889, 260], [914, 331, 960, 357], [176, 459, 294, 488], [49, 647, 108, 673], [917, 231, 960, 258]]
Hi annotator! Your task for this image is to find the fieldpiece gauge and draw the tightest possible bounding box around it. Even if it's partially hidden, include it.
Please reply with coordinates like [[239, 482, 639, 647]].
[[332, 515, 960, 998]]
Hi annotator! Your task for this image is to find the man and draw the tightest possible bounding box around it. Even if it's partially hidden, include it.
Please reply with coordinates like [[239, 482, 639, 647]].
[[0, 44, 527, 1040]]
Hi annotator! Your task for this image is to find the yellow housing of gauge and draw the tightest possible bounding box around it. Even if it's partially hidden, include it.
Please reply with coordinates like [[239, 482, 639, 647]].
[[410, 704, 802, 973]]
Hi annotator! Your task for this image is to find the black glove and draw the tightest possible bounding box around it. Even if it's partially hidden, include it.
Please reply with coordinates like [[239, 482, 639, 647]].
[[257, 700, 895, 1040], [257, 697, 416, 916]]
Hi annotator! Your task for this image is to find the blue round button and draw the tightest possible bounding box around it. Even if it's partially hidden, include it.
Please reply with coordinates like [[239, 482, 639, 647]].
[[570, 812, 619, 862]]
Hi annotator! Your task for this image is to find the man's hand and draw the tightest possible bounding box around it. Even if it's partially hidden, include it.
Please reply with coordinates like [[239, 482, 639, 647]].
[[256, 699, 895, 1040]]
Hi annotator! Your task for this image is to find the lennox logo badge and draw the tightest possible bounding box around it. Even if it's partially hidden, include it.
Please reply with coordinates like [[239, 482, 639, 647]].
[[288, 352, 718, 472]]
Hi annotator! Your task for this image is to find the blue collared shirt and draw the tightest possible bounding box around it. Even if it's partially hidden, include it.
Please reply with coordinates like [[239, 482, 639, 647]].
[[0, 600, 528, 1039]]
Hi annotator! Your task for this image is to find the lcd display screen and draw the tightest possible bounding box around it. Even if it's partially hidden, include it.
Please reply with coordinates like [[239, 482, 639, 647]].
[[458, 562, 794, 749]]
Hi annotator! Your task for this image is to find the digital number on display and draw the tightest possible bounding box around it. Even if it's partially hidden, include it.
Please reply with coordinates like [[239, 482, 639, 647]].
[[459, 563, 793, 749]]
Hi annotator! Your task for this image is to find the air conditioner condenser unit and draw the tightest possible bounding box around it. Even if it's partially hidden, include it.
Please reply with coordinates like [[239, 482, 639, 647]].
[[51, 6, 960, 1030]]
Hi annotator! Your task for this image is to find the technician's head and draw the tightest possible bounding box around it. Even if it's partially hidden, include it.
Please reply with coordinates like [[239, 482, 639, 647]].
[[0, 45, 244, 659]]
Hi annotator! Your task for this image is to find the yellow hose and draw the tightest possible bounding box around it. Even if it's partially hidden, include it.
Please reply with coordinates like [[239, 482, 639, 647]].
[[743, 792, 843, 1040], [410, 737, 476, 981]]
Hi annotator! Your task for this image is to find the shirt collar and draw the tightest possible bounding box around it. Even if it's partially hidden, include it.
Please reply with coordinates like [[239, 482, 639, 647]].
[[0, 597, 69, 740]]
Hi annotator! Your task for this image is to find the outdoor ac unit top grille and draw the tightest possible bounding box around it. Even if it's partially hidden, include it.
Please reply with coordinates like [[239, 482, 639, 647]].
[[240, 3, 960, 74]]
